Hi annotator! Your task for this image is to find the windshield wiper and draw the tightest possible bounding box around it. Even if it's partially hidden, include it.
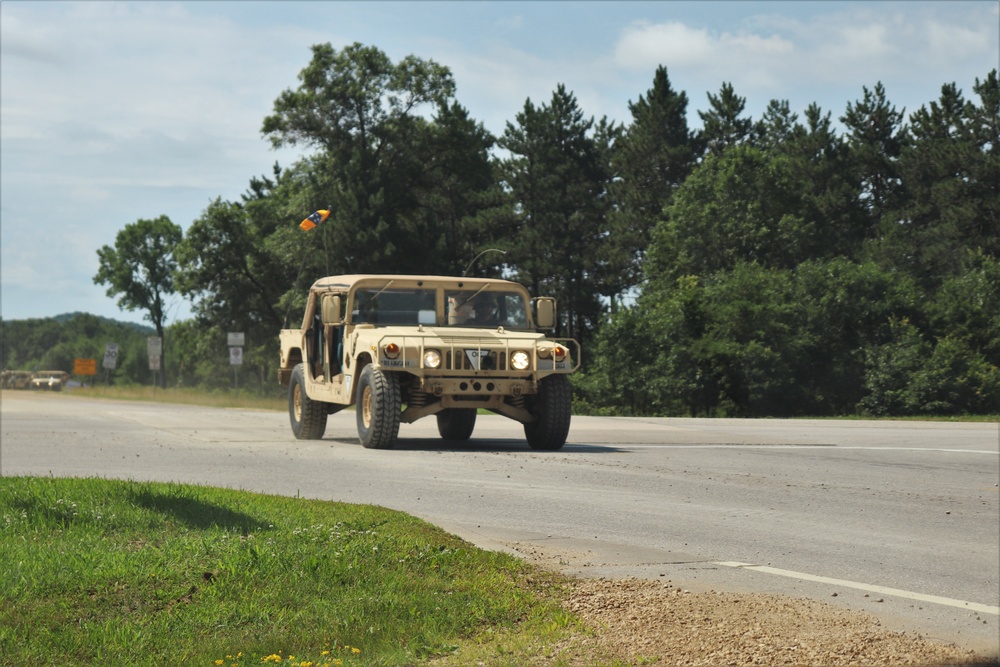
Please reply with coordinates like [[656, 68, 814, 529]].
[[366, 279, 395, 306], [457, 282, 490, 308]]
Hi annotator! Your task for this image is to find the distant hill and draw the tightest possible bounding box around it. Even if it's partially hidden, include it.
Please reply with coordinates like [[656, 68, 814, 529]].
[[51, 312, 155, 334], [1, 313, 155, 377]]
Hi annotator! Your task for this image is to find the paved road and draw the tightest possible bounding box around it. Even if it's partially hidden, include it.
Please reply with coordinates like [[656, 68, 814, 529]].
[[2, 391, 998, 655]]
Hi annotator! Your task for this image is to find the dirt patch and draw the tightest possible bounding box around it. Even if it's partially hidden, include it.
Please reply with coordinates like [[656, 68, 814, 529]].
[[566, 577, 990, 666], [510, 542, 997, 666]]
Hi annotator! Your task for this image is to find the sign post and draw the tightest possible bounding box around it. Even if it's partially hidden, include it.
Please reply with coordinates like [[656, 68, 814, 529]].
[[228, 333, 244, 398], [102, 343, 119, 385], [147, 336, 163, 394]]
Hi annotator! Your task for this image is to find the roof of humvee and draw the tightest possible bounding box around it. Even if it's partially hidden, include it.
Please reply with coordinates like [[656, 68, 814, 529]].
[[309, 274, 523, 290]]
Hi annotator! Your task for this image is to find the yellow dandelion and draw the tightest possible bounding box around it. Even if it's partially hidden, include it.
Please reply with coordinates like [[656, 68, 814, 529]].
[[215, 661, 224, 666], [350, 647, 360, 655]]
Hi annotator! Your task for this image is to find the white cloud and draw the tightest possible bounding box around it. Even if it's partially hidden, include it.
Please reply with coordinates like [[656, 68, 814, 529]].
[[614, 19, 794, 71], [725, 32, 795, 57], [0, 2, 309, 322], [924, 15, 994, 64], [0, 0, 996, 324], [615, 21, 716, 68], [827, 22, 893, 63], [443, 41, 618, 134], [610, 4, 997, 102]]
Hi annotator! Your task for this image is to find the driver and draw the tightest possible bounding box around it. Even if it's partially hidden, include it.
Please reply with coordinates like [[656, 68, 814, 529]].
[[470, 293, 501, 326]]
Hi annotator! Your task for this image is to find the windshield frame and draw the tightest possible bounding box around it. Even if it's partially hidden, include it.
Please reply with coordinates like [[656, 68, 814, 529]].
[[344, 279, 534, 330]]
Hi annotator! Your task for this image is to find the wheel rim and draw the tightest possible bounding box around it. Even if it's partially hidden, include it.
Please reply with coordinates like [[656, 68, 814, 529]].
[[293, 383, 303, 422], [361, 385, 373, 428]]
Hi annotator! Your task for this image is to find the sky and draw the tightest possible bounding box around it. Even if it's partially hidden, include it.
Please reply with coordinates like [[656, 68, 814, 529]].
[[2, 1, 997, 327]]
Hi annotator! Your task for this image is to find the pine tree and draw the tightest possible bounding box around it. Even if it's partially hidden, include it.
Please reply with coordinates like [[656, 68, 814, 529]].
[[498, 85, 611, 343], [698, 82, 753, 156], [609, 66, 698, 298]]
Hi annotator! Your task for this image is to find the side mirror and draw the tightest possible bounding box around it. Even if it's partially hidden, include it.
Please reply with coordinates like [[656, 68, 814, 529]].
[[534, 297, 556, 329], [321, 295, 342, 325]]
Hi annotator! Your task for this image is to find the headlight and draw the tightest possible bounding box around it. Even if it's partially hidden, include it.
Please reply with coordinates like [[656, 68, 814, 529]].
[[423, 349, 442, 369], [511, 350, 530, 370]]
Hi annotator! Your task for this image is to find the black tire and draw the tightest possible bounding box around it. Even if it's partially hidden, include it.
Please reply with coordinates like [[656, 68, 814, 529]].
[[289, 363, 327, 440], [436, 408, 477, 441], [356, 365, 401, 449], [524, 375, 571, 450]]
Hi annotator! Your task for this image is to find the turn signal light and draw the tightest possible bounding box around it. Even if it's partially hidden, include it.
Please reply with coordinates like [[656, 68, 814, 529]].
[[383, 342, 400, 359]]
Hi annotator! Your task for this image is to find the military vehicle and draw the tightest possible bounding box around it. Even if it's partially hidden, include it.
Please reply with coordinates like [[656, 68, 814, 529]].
[[1, 370, 34, 390], [31, 370, 70, 391], [279, 275, 580, 450]]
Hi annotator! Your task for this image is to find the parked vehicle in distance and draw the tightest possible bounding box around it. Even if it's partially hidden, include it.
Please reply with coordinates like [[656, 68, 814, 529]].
[[1, 370, 34, 390], [279, 274, 580, 450], [30, 370, 70, 391]]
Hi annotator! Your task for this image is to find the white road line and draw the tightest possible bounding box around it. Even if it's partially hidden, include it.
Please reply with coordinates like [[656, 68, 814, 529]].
[[620, 445, 998, 454], [714, 561, 1000, 615]]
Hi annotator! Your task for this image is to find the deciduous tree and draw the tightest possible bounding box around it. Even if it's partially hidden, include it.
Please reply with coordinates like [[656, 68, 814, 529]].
[[261, 42, 482, 276], [93, 215, 181, 384]]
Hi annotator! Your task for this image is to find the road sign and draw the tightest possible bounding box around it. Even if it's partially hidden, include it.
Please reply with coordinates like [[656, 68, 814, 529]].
[[147, 336, 162, 357], [102, 343, 119, 370], [227, 332, 245, 347], [149, 355, 161, 371], [229, 347, 243, 366], [74, 358, 97, 375]]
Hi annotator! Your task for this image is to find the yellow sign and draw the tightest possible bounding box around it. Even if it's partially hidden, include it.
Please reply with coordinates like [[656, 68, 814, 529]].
[[74, 358, 98, 375]]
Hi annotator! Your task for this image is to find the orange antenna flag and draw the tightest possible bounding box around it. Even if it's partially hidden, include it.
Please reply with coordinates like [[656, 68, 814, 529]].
[[299, 208, 331, 231]]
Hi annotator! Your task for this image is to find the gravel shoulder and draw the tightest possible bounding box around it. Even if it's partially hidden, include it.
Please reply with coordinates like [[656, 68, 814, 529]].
[[562, 578, 992, 666], [514, 543, 999, 667]]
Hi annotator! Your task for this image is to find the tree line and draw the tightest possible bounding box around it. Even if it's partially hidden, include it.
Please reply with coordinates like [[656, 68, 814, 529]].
[[0, 314, 154, 384], [8, 42, 996, 416]]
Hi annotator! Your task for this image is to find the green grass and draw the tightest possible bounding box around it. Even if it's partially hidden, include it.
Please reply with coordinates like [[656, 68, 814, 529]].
[[0, 477, 597, 666]]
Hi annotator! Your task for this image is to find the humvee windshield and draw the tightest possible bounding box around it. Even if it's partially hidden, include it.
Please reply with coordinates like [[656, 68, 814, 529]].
[[446, 290, 528, 328], [351, 287, 529, 329], [353, 288, 437, 325]]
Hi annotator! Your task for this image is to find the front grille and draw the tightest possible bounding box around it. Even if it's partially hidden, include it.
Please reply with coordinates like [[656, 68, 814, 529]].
[[448, 349, 506, 371]]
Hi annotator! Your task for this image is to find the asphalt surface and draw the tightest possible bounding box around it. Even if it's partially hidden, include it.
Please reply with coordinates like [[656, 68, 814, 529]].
[[2, 391, 998, 655]]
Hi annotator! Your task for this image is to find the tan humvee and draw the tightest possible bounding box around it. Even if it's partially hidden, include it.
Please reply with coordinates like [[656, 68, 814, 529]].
[[1, 370, 34, 390], [30, 370, 70, 391], [278, 275, 580, 450]]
